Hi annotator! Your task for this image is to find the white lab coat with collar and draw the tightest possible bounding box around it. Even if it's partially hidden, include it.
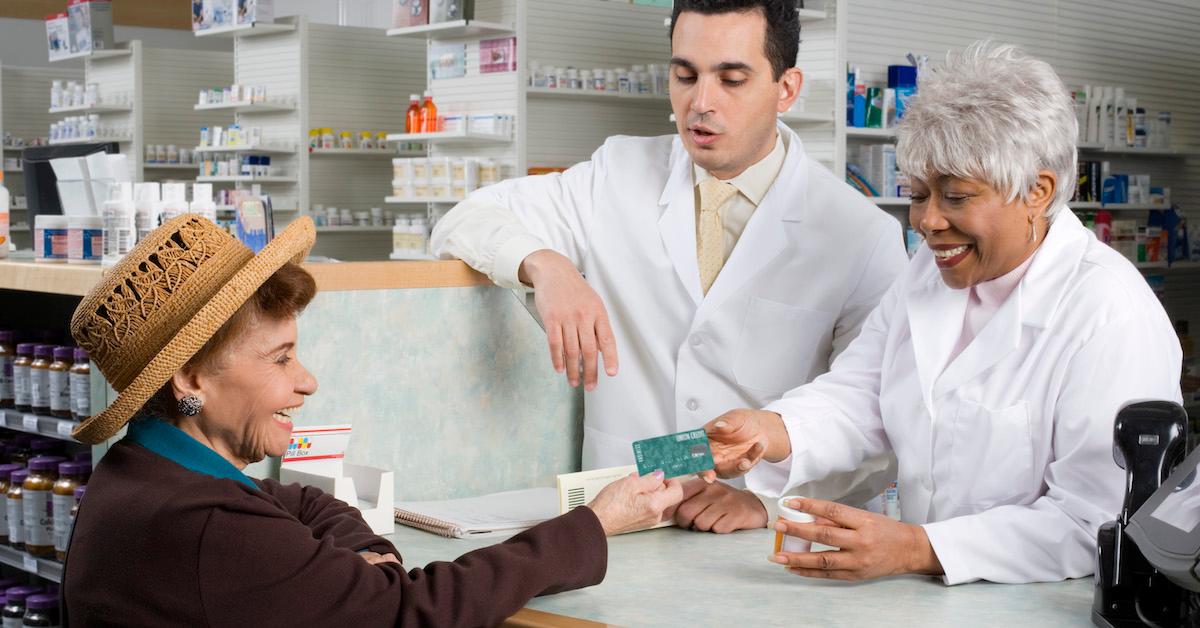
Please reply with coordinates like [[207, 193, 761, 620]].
[[746, 209, 1183, 584], [434, 123, 907, 505]]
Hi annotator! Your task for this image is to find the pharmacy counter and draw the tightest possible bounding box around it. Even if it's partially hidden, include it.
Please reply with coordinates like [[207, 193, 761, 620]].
[[388, 524, 1093, 627], [0, 259, 488, 296]]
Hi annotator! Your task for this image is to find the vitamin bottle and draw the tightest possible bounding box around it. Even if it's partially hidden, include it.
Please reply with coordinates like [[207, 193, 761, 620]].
[[53, 461, 88, 561], [2, 587, 41, 628], [6, 469, 28, 550], [419, 91, 438, 134], [22, 455, 66, 558], [405, 94, 421, 133], [0, 332, 13, 409], [28, 347, 53, 416], [47, 348, 72, 419], [20, 594, 58, 628], [69, 349, 90, 422], [11, 346, 33, 413], [0, 465, 24, 546]]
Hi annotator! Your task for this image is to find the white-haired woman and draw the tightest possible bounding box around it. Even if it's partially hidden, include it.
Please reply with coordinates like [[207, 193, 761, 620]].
[[699, 42, 1183, 584]]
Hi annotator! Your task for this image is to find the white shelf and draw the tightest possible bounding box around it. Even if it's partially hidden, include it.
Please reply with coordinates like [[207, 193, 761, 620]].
[[316, 226, 393, 233], [194, 101, 295, 114], [871, 196, 911, 206], [1, 408, 80, 442], [0, 544, 61, 583], [215, 205, 299, 212], [2, 146, 25, 152], [194, 145, 297, 155], [194, 22, 296, 38], [779, 110, 830, 124], [197, 175, 297, 183], [49, 137, 130, 146], [527, 87, 669, 103], [385, 196, 464, 204], [1070, 202, 1168, 211], [48, 103, 132, 115], [846, 127, 896, 139], [1077, 144, 1182, 157], [796, 8, 829, 22], [144, 163, 199, 170], [49, 47, 131, 64], [309, 148, 406, 158], [385, 19, 514, 39], [385, 130, 510, 145]]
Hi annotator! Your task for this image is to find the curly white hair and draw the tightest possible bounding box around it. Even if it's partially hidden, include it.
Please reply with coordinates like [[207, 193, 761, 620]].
[[896, 41, 1078, 216]]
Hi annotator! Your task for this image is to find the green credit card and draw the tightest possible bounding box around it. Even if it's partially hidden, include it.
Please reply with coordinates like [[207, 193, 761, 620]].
[[632, 428, 715, 479]]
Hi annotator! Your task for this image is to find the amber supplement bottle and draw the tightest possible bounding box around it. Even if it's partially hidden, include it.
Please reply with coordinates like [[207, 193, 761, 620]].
[[47, 348, 72, 419], [0, 332, 14, 409], [52, 461, 88, 561], [11, 345, 33, 413], [6, 469, 29, 550], [0, 465, 25, 546], [22, 456, 66, 558], [28, 347, 52, 416], [68, 349, 90, 422]]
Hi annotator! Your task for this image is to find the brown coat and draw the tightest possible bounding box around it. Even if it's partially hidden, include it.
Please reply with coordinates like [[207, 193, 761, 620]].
[[64, 441, 607, 627]]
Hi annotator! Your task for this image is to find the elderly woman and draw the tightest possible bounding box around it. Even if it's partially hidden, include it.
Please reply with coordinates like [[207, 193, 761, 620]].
[[63, 215, 683, 625], [702, 42, 1182, 584]]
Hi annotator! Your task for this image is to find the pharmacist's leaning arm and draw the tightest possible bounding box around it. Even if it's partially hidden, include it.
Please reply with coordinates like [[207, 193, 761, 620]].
[[705, 43, 1184, 586]]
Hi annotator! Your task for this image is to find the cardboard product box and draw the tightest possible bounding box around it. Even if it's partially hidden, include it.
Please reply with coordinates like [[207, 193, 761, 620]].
[[393, 0, 430, 28], [67, 0, 114, 53], [429, 0, 473, 23], [237, 0, 274, 25], [192, 0, 208, 31], [45, 13, 71, 60], [210, 0, 236, 28]]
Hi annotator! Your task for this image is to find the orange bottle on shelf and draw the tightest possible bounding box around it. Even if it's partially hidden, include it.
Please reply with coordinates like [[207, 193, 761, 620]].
[[404, 94, 421, 134], [419, 91, 438, 134]]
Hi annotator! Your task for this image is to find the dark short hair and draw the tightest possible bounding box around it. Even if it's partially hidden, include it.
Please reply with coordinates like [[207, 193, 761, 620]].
[[669, 0, 800, 81]]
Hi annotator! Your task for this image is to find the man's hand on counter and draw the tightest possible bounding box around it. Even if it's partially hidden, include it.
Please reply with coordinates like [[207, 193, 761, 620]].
[[770, 497, 944, 581], [699, 409, 791, 482], [519, 249, 619, 391], [673, 478, 768, 533]]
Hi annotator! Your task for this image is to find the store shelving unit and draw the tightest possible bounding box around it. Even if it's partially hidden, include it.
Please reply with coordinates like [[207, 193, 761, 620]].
[[526, 87, 668, 103], [48, 47, 133, 64], [196, 16, 426, 260], [384, 130, 511, 144], [193, 22, 296, 38], [385, 19, 514, 39], [48, 103, 132, 115], [0, 61, 83, 251]]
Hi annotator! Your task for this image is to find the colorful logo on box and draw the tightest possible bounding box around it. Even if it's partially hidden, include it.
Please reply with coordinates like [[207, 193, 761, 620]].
[[287, 436, 313, 456]]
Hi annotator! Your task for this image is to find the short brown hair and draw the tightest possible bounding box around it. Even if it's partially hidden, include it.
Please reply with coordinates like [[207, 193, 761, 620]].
[[138, 262, 317, 420]]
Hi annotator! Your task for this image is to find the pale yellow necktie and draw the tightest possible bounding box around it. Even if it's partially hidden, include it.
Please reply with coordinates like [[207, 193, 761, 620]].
[[696, 178, 738, 295]]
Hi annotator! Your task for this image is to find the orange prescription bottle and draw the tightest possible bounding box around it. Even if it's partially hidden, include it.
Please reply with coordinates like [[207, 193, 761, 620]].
[[419, 91, 438, 134]]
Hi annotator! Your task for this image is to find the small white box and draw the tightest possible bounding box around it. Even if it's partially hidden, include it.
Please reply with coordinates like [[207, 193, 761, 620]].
[[237, 0, 274, 25], [67, 0, 114, 53], [280, 464, 395, 535], [210, 0, 235, 28], [45, 13, 71, 60]]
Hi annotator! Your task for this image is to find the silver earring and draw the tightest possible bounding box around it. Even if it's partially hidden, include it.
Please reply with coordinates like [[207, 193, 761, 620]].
[[178, 395, 204, 417], [1028, 217, 1037, 243]]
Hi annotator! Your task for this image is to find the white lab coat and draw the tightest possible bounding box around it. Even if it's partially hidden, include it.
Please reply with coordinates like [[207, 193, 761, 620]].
[[434, 123, 907, 505], [746, 209, 1184, 584]]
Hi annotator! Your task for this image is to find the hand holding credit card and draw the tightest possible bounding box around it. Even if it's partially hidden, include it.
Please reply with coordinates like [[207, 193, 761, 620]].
[[632, 429, 715, 479]]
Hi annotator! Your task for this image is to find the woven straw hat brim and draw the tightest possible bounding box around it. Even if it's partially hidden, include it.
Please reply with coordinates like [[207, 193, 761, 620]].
[[72, 217, 316, 444]]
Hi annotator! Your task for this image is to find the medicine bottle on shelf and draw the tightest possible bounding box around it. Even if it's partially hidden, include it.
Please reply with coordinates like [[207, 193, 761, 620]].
[[6, 468, 29, 550], [2, 587, 41, 627], [69, 349, 90, 422], [21, 594, 59, 627], [420, 91, 438, 134], [53, 461, 89, 561], [28, 346, 53, 416], [0, 331, 14, 409], [23, 455, 66, 558], [12, 345, 34, 413], [0, 464, 25, 545], [405, 94, 421, 134], [48, 347, 72, 419]]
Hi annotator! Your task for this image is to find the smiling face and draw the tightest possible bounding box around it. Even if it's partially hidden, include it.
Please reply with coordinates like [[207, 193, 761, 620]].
[[175, 314, 317, 467], [909, 172, 1056, 289], [669, 10, 801, 180]]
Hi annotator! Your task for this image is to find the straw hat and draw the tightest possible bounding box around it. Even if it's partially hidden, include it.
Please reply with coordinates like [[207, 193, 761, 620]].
[[69, 214, 315, 444]]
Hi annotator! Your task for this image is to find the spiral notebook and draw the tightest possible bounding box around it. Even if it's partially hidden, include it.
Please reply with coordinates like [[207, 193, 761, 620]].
[[393, 488, 559, 539]]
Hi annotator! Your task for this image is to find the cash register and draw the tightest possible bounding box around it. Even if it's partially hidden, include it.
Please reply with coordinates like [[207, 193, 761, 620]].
[[1093, 400, 1200, 627]]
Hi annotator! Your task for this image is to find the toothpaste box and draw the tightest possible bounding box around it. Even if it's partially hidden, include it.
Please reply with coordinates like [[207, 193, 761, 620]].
[[67, 0, 114, 53], [45, 12, 71, 60]]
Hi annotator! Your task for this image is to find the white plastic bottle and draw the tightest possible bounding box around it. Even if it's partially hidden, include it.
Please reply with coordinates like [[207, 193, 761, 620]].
[[134, 182, 162, 243], [159, 183, 190, 223], [102, 182, 136, 268], [0, 171, 9, 259], [189, 183, 217, 223]]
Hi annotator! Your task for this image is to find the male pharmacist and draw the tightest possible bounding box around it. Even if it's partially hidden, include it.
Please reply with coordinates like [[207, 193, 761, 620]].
[[432, 0, 905, 532]]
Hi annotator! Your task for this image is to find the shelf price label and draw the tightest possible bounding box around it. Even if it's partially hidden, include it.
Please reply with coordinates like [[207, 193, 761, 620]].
[[21, 556, 36, 572], [57, 422, 75, 438], [22, 415, 38, 432]]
